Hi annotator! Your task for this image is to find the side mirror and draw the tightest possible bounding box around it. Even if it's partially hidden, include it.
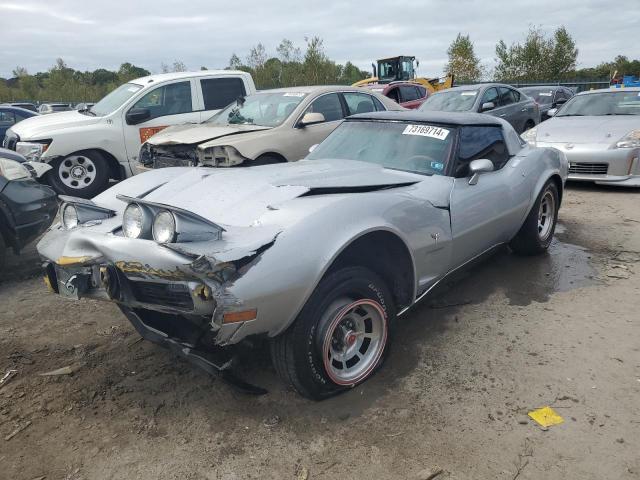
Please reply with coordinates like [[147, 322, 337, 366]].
[[468, 159, 494, 185], [308, 144, 319, 153], [23, 161, 52, 179], [546, 108, 558, 117], [298, 112, 325, 128], [480, 102, 495, 112], [126, 107, 151, 125]]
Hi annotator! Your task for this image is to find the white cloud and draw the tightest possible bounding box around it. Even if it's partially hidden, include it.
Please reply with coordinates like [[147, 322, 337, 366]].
[[0, 0, 637, 77], [0, 2, 95, 25]]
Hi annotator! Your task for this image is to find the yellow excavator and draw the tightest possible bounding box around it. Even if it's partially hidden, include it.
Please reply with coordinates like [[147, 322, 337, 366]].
[[352, 55, 453, 94]]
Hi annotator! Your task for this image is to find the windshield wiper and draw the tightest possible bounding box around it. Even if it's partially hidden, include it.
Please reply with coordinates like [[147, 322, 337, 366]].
[[557, 114, 583, 117], [79, 108, 96, 116]]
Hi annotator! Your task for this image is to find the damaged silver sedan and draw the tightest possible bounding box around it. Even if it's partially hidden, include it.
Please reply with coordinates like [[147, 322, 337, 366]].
[[37, 111, 567, 400]]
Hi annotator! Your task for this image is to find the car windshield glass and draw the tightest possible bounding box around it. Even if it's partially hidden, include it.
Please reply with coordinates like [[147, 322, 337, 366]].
[[92, 83, 143, 116], [557, 91, 640, 116], [419, 90, 478, 112], [207, 92, 306, 127], [307, 120, 454, 176], [521, 88, 555, 104]]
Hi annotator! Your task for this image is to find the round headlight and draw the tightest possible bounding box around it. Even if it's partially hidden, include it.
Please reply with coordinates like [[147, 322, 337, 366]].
[[62, 204, 78, 229], [122, 203, 146, 238], [153, 210, 176, 243]]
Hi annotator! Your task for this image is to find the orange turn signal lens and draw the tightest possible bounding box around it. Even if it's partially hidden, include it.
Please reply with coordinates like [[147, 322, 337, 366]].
[[223, 309, 257, 324]]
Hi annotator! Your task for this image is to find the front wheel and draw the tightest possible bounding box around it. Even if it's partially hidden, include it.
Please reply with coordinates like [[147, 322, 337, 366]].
[[47, 150, 110, 198], [510, 180, 559, 255], [270, 266, 395, 400]]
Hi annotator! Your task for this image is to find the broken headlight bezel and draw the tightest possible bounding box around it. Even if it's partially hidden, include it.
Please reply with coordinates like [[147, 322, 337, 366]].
[[117, 195, 224, 243], [59, 195, 116, 230], [199, 145, 247, 167]]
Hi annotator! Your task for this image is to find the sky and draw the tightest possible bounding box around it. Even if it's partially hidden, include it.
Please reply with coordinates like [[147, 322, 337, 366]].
[[0, 0, 638, 78]]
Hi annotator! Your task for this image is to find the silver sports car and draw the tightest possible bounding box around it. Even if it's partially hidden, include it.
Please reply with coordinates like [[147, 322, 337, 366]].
[[522, 87, 640, 187], [38, 111, 567, 399]]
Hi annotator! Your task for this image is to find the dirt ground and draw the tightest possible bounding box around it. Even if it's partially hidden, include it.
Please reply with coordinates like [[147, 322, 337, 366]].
[[0, 183, 638, 480]]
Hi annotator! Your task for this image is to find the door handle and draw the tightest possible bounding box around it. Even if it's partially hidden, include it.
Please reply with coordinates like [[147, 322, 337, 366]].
[[500, 114, 507, 117], [521, 108, 527, 112]]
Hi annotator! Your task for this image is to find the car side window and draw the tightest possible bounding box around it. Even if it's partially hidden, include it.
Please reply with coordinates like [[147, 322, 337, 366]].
[[417, 86, 427, 98], [400, 85, 420, 102], [386, 87, 400, 103], [200, 77, 246, 110], [498, 87, 516, 106], [0, 111, 16, 126], [131, 81, 192, 120], [479, 88, 499, 109], [343, 92, 377, 115], [454, 126, 510, 178], [303, 93, 344, 123], [371, 96, 386, 111]]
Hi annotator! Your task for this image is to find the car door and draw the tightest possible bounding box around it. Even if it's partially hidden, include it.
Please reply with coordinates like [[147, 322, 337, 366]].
[[495, 86, 521, 129], [0, 110, 16, 138], [122, 79, 201, 162], [288, 92, 347, 161], [398, 85, 423, 109], [448, 125, 530, 266], [196, 76, 247, 122], [478, 87, 502, 117]]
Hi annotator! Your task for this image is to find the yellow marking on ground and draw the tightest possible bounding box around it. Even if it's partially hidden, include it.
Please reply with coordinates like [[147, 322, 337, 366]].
[[528, 406, 564, 428]]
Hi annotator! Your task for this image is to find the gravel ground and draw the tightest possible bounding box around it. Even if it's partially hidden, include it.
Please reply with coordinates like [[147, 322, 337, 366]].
[[0, 183, 638, 480]]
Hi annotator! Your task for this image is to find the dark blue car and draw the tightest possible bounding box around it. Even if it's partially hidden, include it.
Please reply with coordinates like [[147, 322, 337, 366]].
[[0, 147, 58, 269], [0, 105, 38, 139]]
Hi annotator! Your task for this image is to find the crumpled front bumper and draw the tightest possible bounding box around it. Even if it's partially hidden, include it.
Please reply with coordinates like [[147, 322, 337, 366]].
[[38, 224, 257, 347]]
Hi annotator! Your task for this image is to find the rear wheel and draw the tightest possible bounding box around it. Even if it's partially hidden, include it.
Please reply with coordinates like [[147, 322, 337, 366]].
[[510, 180, 559, 255], [270, 266, 395, 400], [523, 119, 536, 133], [47, 150, 110, 198]]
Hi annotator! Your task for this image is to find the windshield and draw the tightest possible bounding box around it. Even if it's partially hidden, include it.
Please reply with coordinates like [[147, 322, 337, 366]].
[[92, 83, 143, 116], [520, 88, 555, 104], [207, 92, 306, 127], [419, 90, 478, 112], [557, 91, 640, 116], [307, 120, 454, 176]]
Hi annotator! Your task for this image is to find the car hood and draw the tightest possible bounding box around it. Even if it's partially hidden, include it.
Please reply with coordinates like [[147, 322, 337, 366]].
[[146, 123, 272, 146], [95, 159, 434, 228], [537, 116, 639, 144], [9, 110, 102, 139]]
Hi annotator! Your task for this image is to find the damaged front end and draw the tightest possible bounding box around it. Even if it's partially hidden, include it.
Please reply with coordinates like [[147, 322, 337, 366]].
[[38, 195, 278, 393], [141, 143, 199, 169], [141, 143, 248, 170]]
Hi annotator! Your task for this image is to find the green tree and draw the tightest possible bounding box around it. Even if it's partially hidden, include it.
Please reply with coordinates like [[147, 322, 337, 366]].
[[494, 26, 578, 80], [445, 33, 483, 82]]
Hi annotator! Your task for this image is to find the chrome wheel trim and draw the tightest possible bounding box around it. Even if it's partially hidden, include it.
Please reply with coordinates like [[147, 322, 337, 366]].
[[59, 155, 97, 189], [537, 189, 556, 241], [322, 298, 388, 386]]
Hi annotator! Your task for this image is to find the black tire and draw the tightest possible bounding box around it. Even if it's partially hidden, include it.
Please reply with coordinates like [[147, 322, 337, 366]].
[[270, 266, 396, 400], [510, 180, 559, 256], [522, 119, 536, 133], [47, 150, 110, 198], [248, 154, 286, 166]]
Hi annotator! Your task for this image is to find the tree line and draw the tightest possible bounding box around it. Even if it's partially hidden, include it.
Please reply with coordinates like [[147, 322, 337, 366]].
[[446, 26, 638, 83], [1, 30, 637, 103]]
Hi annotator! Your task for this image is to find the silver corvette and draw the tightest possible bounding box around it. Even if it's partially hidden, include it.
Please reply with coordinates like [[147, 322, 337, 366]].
[[522, 87, 640, 187], [38, 111, 567, 399]]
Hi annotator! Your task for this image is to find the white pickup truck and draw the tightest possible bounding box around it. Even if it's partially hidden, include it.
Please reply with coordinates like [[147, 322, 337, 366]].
[[3, 70, 256, 197]]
